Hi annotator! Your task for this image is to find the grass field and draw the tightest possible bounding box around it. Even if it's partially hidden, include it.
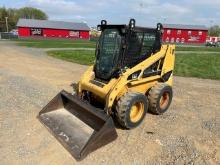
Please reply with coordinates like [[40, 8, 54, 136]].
[[47, 50, 95, 65], [176, 46, 220, 52], [12, 38, 220, 80], [174, 53, 220, 80], [47, 50, 220, 80], [13, 38, 220, 52], [14, 38, 96, 48]]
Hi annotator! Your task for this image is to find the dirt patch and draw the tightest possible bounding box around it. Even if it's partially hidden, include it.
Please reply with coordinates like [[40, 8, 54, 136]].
[[0, 41, 219, 165]]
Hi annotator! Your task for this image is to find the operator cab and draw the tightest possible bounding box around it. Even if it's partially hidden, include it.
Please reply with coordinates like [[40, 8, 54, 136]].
[[94, 19, 163, 81]]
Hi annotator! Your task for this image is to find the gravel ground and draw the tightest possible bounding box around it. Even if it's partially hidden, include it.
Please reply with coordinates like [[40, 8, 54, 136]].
[[0, 41, 219, 165]]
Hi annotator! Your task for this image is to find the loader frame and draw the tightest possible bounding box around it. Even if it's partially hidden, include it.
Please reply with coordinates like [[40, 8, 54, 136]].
[[38, 19, 175, 161], [78, 44, 175, 114]]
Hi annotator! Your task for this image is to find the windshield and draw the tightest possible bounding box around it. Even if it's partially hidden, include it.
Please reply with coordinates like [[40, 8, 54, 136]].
[[95, 29, 122, 80]]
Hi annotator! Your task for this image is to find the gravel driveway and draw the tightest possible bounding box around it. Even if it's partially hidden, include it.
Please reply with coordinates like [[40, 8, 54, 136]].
[[0, 41, 219, 165]]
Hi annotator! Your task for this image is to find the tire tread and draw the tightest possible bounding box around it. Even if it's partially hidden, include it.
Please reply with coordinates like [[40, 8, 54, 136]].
[[116, 92, 146, 128]]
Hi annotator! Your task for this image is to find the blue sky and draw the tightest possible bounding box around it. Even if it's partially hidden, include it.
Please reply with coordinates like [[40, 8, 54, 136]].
[[1, 0, 220, 27]]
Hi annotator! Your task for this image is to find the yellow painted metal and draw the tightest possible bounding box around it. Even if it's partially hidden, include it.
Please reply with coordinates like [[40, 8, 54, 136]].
[[78, 44, 175, 111], [130, 102, 144, 123], [128, 80, 158, 95], [78, 66, 118, 99], [161, 45, 175, 86]]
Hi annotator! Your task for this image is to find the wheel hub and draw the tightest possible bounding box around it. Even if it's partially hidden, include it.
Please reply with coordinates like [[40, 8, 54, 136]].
[[159, 92, 169, 109], [130, 102, 144, 123]]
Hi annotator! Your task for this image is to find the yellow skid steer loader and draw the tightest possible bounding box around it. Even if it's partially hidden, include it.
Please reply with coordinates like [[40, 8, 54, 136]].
[[38, 19, 175, 160]]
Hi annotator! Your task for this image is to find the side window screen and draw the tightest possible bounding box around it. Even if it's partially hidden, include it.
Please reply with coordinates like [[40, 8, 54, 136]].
[[141, 33, 156, 55], [127, 32, 143, 57], [95, 28, 122, 80], [101, 30, 121, 59], [127, 32, 156, 57], [123, 30, 158, 68]]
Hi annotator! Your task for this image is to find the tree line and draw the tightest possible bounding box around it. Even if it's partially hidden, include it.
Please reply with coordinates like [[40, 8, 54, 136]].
[[0, 7, 48, 32], [208, 25, 220, 37]]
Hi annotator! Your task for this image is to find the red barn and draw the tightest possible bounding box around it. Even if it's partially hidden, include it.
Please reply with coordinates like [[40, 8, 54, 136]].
[[206, 36, 220, 43], [162, 24, 208, 44], [17, 19, 90, 39]]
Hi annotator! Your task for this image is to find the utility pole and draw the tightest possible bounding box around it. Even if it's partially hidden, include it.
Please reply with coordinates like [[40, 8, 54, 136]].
[[5, 17, 8, 33]]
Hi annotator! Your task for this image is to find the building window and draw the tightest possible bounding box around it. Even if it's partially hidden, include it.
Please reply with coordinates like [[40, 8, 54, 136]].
[[199, 31, 202, 35], [167, 29, 171, 34], [176, 38, 180, 43], [188, 31, 192, 35], [181, 38, 185, 43], [171, 37, 175, 43], [69, 31, 79, 37], [177, 30, 181, 35], [166, 37, 169, 43], [31, 28, 42, 36]]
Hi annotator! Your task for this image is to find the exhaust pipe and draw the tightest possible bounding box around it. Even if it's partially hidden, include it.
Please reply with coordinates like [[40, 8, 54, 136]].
[[38, 90, 117, 160]]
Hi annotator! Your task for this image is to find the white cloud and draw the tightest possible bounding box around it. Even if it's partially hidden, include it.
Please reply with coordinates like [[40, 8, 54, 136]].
[[74, 15, 85, 20], [217, 12, 220, 16], [28, 0, 86, 16], [136, 3, 190, 15], [189, 0, 220, 6], [6, 0, 218, 26]]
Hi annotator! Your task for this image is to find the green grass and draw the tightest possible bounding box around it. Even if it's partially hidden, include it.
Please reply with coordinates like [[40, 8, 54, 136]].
[[47, 50, 95, 65], [176, 46, 220, 52], [174, 53, 220, 80], [13, 38, 96, 48], [13, 38, 220, 52], [47, 50, 220, 80]]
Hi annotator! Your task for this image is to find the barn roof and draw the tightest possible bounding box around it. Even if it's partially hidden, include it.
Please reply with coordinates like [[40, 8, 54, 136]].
[[163, 24, 208, 31], [17, 19, 90, 31]]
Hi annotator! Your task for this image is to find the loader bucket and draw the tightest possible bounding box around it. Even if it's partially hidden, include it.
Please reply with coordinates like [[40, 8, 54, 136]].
[[38, 90, 117, 160]]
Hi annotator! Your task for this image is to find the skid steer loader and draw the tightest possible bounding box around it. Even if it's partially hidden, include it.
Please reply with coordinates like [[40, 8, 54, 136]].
[[38, 19, 175, 160]]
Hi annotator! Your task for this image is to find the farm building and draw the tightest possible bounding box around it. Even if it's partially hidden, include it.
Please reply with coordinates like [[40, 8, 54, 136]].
[[206, 36, 220, 43], [162, 24, 208, 44], [17, 19, 90, 39]]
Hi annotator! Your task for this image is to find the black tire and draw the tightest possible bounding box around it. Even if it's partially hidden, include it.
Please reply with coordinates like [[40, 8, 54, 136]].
[[148, 83, 173, 115], [116, 92, 148, 129]]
